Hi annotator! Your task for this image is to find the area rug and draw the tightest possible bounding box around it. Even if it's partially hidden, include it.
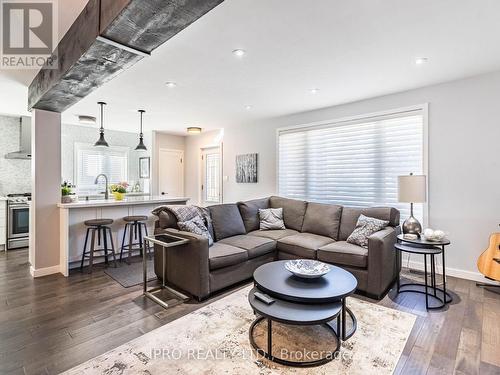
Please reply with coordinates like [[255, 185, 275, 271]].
[[104, 257, 156, 288], [63, 286, 416, 374]]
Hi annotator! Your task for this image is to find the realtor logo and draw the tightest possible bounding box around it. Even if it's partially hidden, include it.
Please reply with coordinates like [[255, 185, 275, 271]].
[[1, 0, 58, 69]]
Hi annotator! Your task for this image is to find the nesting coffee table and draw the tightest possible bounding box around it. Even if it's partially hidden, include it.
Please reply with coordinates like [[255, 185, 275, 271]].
[[395, 234, 453, 309], [248, 260, 358, 367]]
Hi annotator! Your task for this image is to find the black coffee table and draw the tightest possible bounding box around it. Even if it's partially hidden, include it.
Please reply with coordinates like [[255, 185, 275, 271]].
[[395, 234, 453, 309], [248, 260, 358, 367]]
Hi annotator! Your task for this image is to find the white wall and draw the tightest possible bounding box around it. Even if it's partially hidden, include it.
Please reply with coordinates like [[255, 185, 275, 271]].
[[30, 110, 61, 275], [220, 71, 500, 280]]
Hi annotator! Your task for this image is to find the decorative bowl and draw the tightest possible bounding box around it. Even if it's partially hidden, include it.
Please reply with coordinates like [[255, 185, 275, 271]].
[[421, 228, 446, 242], [284, 259, 331, 279]]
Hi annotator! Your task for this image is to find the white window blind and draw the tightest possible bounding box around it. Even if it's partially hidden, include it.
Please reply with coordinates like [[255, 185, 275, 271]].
[[75, 143, 129, 194], [278, 110, 425, 223]]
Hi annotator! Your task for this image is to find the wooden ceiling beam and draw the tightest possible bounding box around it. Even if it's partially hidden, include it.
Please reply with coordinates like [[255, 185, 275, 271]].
[[28, 0, 224, 112]]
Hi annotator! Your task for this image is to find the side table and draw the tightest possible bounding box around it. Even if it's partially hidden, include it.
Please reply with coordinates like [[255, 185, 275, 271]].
[[143, 234, 190, 309], [395, 234, 453, 309]]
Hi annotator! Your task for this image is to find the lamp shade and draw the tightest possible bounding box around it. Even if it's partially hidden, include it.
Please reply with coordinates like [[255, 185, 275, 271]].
[[398, 174, 426, 203]]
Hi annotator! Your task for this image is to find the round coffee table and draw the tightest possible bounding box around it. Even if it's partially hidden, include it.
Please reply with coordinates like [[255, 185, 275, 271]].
[[248, 261, 358, 367], [395, 235, 453, 309], [248, 288, 341, 367]]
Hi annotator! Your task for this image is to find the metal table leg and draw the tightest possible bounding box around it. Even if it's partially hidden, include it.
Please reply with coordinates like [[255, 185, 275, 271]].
[[143, 238, 189, 309]]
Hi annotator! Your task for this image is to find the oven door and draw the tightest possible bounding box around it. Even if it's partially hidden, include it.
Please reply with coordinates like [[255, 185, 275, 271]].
[[8, 204, 30, 239]]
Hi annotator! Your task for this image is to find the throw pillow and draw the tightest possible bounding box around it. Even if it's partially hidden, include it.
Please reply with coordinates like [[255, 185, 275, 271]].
[[259, 208, 286, 230], [346, 214, 389, 248], [177, 216, 214, 246]]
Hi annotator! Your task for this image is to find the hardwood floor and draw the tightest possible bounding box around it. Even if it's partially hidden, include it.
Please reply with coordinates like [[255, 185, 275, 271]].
[[0, 248, 499, 374]]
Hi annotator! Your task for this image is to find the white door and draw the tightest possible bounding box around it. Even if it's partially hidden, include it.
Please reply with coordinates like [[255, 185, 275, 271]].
[[201, 147, 221, 205], [158, 149, 184, 197]]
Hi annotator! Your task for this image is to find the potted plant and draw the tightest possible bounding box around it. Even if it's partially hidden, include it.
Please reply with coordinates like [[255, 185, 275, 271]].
[[110, 182, 129, 201], [61, 181, 77, 203]]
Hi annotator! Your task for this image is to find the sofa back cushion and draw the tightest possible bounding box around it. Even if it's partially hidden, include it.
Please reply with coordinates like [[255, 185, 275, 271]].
[[208, 203, 247, 241], [269, 196, 308, 231], [237, 197, 270, 233], [339, 206, 400, 241], [158, 210, 178, 229], [302, 202, 343, 239]]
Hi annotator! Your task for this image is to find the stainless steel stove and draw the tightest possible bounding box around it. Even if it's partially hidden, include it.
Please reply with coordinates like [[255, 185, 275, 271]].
[[6, 193, 30, 250]]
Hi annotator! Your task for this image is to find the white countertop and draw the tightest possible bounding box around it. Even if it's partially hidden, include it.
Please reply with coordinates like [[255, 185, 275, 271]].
[[57, 196, 189, 209], [0, 197, 7, 201]]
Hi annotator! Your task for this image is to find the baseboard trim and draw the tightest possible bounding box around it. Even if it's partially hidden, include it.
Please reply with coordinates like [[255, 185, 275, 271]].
[[405, 259, 498, 285], [30, 264, 61, 278]]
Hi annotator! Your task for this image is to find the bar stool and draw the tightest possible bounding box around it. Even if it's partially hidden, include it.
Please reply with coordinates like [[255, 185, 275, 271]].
[[120, 215, 151, 263], [80, 218, 117, 273]]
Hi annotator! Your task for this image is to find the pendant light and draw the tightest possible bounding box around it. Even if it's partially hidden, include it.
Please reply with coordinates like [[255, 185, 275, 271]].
[[94, 102, 109, 147], [135, 110, 147, 151]]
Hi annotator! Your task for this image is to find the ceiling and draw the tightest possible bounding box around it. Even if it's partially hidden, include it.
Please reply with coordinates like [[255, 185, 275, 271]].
[[3, 0, 500, 135], [0, 0, 89, 117]]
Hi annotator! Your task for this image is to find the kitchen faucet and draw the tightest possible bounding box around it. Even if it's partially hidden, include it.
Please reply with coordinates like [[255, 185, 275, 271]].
[[95, 174, 109, 200]]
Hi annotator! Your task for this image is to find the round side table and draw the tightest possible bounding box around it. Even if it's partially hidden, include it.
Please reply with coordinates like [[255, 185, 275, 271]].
[[395, 234, 453, 309]]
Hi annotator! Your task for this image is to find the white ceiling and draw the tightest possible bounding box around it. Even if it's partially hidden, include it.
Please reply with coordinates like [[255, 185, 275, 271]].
[[0, 0, 89, 117], [3, 0, 500, 135]]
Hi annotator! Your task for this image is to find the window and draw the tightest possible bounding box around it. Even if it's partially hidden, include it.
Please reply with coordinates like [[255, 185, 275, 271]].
[[202, 147, 221, 204], [75, 143, 129, 194], [278, 108, 425, 223]]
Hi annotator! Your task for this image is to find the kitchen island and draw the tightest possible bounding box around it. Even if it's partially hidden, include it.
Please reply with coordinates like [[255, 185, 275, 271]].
[[58, 196, 189, 276]]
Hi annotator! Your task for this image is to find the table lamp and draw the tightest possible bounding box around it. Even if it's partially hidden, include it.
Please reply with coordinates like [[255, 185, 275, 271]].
[[398, 173, 426, 236]]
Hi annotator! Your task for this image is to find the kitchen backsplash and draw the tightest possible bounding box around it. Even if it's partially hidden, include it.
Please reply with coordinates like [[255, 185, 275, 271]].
[[0, 114, 31, 195], [61, 123, 152, 193]]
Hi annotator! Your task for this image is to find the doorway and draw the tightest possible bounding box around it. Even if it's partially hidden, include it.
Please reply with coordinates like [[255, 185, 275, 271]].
[[201, 146, 221, 205], [158, 148, 184, 197]]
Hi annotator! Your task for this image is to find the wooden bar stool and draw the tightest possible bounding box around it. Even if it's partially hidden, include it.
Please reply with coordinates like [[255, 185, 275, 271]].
[[120, 216, 151, 263], [80, 218, 117, 273]]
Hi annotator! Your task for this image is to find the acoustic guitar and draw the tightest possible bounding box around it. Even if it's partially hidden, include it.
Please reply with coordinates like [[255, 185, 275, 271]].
[[477, 231, 500, 282]]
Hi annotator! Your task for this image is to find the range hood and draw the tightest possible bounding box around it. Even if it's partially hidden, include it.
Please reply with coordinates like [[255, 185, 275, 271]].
[[5, 116, 31, 160]]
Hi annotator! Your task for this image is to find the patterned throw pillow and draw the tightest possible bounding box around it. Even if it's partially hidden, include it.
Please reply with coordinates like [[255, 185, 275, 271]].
[[259, 208, 286, 230], [346, 214, 389, 248], [177, 216, 214, 246]]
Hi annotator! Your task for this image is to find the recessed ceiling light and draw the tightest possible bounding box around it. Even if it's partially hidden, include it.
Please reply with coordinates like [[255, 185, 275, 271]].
[[232, 49, 246, 57], [309, 88, 320, 94], [187, 127, 202, 134], [78, 115, 96, 125], [415, 57, 428, 65], [165, 81, 177, 88], [244, 105, 253, 110]]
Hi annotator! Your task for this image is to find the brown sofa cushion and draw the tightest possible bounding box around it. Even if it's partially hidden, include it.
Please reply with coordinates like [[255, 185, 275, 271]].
[[277, 233, 334, 259], [269, 196, 308, 231], [248, 229, 299, 241], [158, 210, 178, 229], [237, 198, 270, 233], [209, 243, 248, 270], [208, 204, 246, 241], [317, 241, 368, 268], [302, 202, 342, 239], [339, 207, 400, 241], [219, 235, 275, 259]]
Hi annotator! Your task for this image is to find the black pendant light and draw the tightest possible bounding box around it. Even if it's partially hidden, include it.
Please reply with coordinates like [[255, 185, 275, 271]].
[[94, 102, 109, 147], [135, 109, 147, 151]]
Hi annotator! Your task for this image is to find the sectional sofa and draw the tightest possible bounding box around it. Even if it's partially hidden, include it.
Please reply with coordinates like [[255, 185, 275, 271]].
[[153, 196, 401, 301]]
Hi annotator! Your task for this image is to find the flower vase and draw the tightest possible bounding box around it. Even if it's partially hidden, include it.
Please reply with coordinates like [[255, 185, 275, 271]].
[[113, 192, 125, 201]]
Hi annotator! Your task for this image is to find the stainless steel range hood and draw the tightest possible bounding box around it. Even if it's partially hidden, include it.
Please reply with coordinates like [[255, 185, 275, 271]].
[[5, 116, 31, 160]]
